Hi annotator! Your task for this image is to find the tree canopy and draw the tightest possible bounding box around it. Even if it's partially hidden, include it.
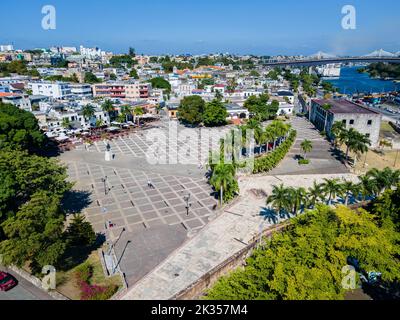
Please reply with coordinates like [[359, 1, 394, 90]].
[[0, 102, 46, 154], [150, 77, 171, 93], [177, 95, 205, 126], [203, 99, 228, 127]]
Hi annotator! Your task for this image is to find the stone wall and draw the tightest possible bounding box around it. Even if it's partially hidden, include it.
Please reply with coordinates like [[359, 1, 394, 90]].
[[171, 222, 289, 300]]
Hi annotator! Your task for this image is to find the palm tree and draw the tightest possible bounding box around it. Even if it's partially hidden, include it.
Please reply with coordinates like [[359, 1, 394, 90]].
[[95, 119, 104, 128], [341, 181, 357, 206], [120, 105, 132, 123], [321, 104, 331, 132], [101, 99, 115, 121], [269, 120, 289, 150], [82, 104, 95, 122], [133, 107, 144, 126], [246, 119, 263, 154], [331, 121, 346, 149], [307, 181, 323, 208], [366, 168, 400, 195], [288, 187, 308, 215], [300, 139, 313, 159], [266, 184, 291, 215], [321, 178, 343, 205], [62, 118, 71, 129], [209, 163, 236, 206], [358, 175, 378, 201], [348, 133, 371, 166], [263, 127, 275, 153], [379, 139, 393, 154]]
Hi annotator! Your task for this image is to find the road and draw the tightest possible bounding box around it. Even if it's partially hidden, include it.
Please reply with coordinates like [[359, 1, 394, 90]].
[[0, 269, 53, 300]]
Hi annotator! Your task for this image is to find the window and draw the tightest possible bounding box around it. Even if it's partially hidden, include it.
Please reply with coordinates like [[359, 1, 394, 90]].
[[366, 133, 370, 138], [350, 119, 354, 125], [342, 120, 347, 124], [367, 120, 372, 126]]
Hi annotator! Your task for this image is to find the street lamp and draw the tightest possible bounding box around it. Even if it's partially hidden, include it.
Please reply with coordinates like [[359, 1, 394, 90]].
[[184, 193, 191, 216], [101, 176, 108, 195], [113, 240, 131, 274]]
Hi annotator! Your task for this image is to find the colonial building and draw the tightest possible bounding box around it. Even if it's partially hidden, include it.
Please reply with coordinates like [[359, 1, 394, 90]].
[[311, 99, 382, 147]]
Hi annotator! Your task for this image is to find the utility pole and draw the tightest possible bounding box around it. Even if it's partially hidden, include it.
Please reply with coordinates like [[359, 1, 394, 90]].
[[184, 193, 191, 216], [395, 149, 399, 168]]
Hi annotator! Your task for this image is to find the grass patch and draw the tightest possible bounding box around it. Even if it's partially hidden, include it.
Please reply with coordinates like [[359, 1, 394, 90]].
[[56, 249, 122, 300]]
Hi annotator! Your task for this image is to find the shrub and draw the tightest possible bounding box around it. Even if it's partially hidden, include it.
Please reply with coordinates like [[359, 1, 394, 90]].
[[75, 262, 93, 283], [253, 130, 297, 174], [298, 159, 310, 165]]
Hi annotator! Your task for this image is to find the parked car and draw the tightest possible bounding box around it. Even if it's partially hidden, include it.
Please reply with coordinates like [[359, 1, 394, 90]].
[[0, 271, 17, 291]]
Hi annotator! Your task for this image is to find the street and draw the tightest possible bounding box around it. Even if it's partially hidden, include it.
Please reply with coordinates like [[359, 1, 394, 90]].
[[0, 269, 53, 300]]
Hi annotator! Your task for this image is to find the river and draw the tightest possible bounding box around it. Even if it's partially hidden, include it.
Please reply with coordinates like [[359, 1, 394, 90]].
[[325, 66, 400, 95]]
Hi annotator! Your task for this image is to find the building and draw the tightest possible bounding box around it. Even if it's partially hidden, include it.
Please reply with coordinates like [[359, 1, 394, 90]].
[[276, 90, 295, 104], [92, 83, 151, 100], [30, 82, 72, 99], [311, 99, 382, 147], [225, 103, 250, 120], [0, 45, 14, 52], [70, 84, 93, 98], [315, 64, 341, 78]]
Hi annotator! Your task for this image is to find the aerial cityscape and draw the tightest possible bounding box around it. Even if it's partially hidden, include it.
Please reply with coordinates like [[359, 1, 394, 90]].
[[1, 0, 400, 307]]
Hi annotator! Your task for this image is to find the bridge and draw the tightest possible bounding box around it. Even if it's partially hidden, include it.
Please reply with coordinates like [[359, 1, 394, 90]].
[[264, 56, 400, 67]]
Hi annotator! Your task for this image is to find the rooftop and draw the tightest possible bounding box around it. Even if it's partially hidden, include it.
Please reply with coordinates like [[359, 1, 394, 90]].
[[313, 99, 380, 115]]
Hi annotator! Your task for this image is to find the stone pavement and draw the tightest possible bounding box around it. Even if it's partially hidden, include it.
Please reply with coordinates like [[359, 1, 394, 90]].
[[268, 117, 349, 175], [121, 173, 359, 300]]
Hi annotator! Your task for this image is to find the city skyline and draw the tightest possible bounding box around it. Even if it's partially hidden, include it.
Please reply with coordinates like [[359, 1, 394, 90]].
[[1, 0, 400, 55]]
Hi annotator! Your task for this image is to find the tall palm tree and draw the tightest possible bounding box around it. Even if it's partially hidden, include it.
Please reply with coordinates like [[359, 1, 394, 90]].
[[358, 175, 378, 201], [321, 104, 331, 132], [341, 181, 357, 206], [120, 105, 132, 123], [209, 163, 236, 206], [307, 181, 323, 208], [366, 168, 400, 195], [82, 104, 95, 122], [269, 120, 289, 150], [133, 107, 144, 126], [101, 99, 115, 121], [300, 139, 313, 159], [263, 127, 275, 153], [331, 121, 346, 149], [266, 184, 291, 215], [246, 119, 263, 154], [289, 187, 308, 215], [62, 118, 71, 129], [348, 133, 371, 166], [321, 178, 343, 205]]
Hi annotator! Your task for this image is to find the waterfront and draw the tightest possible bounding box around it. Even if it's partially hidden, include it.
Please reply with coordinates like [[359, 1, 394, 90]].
[[326, 66, 399, 95]]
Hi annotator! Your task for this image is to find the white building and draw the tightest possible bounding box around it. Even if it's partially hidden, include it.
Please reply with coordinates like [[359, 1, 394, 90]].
[[70, 84, 93, 98], [79, 46, 106, 59], [30, 82, 72, 99], [0, 45, 14, 52], [315, 64, 341, 78]]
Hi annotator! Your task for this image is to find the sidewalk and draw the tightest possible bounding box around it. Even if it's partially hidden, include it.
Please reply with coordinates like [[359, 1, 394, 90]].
[[121, 173, 358, 300]]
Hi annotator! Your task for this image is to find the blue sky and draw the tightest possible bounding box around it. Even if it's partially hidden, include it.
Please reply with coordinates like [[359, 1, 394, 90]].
[[1, 0, 399, 55]]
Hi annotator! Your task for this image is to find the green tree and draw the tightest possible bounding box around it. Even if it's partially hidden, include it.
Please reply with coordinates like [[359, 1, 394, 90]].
[[203, 99, 228, 127], [321, 178, 343, 205], [101, 100, 115, 121], [133, 107, 144, 126], [177, 96, 205, 126], [84, 72, 101, 84], [150, 77, 171, 93], [209, 163, 237, 205], [300, 139, 313, 159], [62, 118, 71, 129], [267, 184, 291, 215], [0, 103, 45, 154], [129, 68, 139, 79], [82, 104, 95, 122], [66, 214, 96, 246], [307, 181, 324, 208]]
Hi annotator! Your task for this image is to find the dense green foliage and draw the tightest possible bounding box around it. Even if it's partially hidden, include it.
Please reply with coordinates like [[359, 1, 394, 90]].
[[206, 199, 400, 300], [360, 63, 400, 80], [203, 99, 228, 127], [253, 130, 296, 173], [66, 214, 97, 246], [243, 94, 279, 121], [177, 96, 205, 125], [0, 103, 46, 153], [84, 72, 101, 84], [0, 60, 40, 77], [150, 77, 171, 93], [109, 55, 136, 68]]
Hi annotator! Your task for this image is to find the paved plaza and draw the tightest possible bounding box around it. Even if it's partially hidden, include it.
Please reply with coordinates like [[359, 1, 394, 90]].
[[268, 117, 349, 175]]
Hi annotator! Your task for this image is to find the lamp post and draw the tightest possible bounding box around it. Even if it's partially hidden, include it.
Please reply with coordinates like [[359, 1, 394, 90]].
[[184, 193, 191, 216], [394, 149, 399, 167], [113, 240, 131, 274], [101, 176, 108, 195]]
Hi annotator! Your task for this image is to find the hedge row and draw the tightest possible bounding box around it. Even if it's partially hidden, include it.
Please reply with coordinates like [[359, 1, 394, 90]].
[[253, 130, 297, 174]]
